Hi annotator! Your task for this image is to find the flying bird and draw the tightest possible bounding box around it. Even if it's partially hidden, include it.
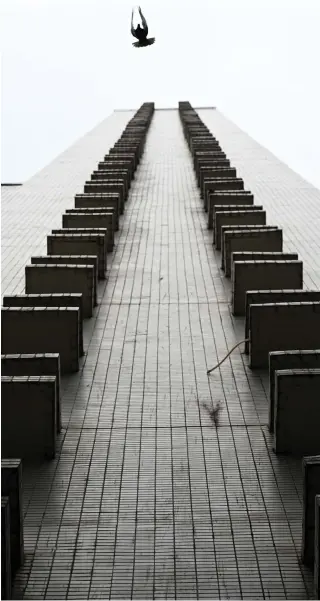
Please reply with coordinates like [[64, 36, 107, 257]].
[[131, 6, 155, 48]]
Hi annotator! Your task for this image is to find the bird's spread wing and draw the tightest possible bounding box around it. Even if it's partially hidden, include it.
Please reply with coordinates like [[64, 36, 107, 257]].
[[138, 7, 148, 34], [131, 9, 137, 37]]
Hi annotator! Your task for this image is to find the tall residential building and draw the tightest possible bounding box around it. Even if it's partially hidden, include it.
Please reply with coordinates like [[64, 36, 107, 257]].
[[2, 103, 320, 600]]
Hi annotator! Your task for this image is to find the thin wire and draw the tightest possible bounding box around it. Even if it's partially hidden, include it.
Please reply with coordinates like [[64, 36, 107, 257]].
[[207, 339, 249, 375]]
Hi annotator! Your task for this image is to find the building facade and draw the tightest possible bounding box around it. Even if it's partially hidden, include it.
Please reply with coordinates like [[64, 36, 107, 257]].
[[2, 104, 320, 599]]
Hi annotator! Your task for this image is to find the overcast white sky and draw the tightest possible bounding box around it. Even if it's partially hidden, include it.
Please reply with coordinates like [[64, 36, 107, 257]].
[[1, 0, 320, 187]]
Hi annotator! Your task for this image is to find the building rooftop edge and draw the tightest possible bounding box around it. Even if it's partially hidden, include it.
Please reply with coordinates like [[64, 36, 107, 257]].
[[114, 106, 216, 112]]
